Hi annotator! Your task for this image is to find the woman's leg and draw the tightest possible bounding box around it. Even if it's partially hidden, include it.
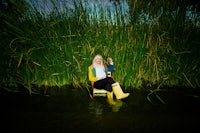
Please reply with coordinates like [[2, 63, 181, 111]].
[[94, 77, 115, 92]]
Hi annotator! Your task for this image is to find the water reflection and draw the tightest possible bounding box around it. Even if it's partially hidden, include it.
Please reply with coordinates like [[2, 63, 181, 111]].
[[88, 100, 105, 116], [88, 97, 125, 116], [110, 99, 124, 112]]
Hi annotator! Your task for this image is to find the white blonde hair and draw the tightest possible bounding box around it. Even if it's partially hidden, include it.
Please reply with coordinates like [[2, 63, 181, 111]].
[[92, 54, 104, 68]]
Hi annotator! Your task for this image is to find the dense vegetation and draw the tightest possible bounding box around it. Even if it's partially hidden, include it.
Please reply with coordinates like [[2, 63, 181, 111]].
[[0, 0, 199, 95]]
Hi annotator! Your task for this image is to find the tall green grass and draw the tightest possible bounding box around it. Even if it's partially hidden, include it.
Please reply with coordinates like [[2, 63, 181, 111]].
[[0, 0, 199, 95]]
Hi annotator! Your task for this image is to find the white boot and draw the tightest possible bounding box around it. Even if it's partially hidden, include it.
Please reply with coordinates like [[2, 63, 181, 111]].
[[112, 82, 130, 99]]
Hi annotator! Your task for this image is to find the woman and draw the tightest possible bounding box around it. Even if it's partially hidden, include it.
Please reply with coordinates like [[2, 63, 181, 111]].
[[88, 54, 130, 104]]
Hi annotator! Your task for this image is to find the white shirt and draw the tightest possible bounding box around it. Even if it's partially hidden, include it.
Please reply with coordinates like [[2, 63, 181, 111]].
[[95, 67, 106, 80]]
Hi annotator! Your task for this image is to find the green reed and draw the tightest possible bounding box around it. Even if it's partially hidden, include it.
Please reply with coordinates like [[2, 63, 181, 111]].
[[0, 0, 199, 95]]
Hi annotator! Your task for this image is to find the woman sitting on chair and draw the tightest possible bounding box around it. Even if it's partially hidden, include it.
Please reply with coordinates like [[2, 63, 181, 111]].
[[88, 54, 130, 104]]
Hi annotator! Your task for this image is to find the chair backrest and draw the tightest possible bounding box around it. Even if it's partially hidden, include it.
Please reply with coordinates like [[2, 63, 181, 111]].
[[91, 81, 94, 89]]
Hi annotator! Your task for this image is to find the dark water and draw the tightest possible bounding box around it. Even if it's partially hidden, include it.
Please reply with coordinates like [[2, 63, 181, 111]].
[[1, 87, 200, 133]]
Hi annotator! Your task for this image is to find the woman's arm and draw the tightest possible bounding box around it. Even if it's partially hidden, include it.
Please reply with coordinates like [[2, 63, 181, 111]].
[[88, 66, 98, 82]]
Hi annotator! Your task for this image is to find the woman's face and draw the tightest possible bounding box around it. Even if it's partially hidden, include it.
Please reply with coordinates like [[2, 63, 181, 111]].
[[95, 56, 102, 64]]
